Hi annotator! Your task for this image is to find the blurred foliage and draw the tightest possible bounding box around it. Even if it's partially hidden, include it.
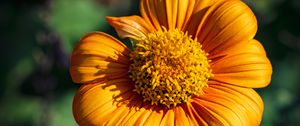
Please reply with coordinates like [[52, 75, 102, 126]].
[[0, 0, 131, 125], [244, 0, 300, 125], [49, 0, 108, 52], [0, 0, 300, 125]]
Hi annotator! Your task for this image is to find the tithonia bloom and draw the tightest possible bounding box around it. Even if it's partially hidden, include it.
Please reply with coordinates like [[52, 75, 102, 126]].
[[70, 0, 272, 125]]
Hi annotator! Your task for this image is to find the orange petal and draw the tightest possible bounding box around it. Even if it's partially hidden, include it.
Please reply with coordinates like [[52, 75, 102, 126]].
[[113, 101, 145, 125], [130, 106, 156, 126], [189, 102, 226, 125], [143, 107, 164, 126], [73, 78, 136, 125], [208, 39, 266, 61], [160, 109, 175, 126], [210, 40, 272, 88], [117, 105, 197, 126], [192, 0, 257, 55], [183, 0, 215, 35], [140, 0, 196, 31], [190, 83, 264, 126], [176, 0, 195, 30], [174, 106, 191, 126], [70, 32, 131, 83], [105, 101, 164, 126], [140, 0, 162, 31], [106, 16, 155, 40], [183, 103, 209, 126]]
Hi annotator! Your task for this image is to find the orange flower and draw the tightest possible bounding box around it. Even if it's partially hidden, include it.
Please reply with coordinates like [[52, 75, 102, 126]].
[[70, 0, 272, 125]]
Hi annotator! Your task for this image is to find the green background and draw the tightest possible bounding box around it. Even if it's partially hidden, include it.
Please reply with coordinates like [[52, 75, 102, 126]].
[[0, 0, 299, 125]]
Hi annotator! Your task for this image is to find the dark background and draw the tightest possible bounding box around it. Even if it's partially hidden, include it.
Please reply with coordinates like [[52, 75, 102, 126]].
[[0, 0, 299, 125]]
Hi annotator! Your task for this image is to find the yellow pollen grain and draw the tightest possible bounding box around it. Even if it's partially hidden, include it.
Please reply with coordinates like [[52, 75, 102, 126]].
[[129, 28, 212, 107]]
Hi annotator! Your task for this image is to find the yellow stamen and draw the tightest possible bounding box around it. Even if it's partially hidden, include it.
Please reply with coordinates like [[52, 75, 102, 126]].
[[129, 28, 212, 107]]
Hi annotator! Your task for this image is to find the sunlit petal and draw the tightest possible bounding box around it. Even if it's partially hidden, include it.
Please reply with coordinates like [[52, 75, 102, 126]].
[[140, 0, 197, 31], [70, 32, 131, 83], [191, 82, 263, 126], [73, 78, 136, 125], [211, 39, 272, 88], [192, 0, 257, 55]]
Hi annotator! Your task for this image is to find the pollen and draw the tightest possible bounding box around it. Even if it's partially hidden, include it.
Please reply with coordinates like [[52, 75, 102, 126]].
[[129, 28, 213, 108]]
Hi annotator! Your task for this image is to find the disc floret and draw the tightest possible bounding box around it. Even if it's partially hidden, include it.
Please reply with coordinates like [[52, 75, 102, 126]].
[[129, 28, 212, 107]]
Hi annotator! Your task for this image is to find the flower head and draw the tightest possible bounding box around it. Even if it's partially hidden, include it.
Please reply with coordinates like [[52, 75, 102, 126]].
[[70, 0, 272, 125]]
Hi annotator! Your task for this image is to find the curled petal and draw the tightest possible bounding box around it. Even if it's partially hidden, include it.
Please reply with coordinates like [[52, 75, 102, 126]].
[[106, 16, 155, 40], [70, 32, 131, 83]]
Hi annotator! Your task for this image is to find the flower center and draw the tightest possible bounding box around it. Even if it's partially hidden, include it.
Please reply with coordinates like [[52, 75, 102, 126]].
[[129, 28, 212, 108]]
